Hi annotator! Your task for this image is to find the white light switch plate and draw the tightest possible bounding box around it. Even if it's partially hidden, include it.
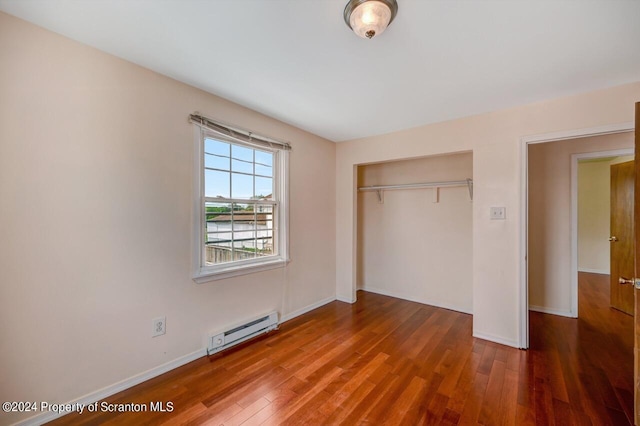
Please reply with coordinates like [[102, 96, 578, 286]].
[[490, 207, 506, 220]]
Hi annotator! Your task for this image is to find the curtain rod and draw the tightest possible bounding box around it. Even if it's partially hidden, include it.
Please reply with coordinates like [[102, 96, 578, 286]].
[[189, 113, 292, 151]]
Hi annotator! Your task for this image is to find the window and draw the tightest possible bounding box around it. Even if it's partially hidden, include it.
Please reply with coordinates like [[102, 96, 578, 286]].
[[192, 121, 289, 282]]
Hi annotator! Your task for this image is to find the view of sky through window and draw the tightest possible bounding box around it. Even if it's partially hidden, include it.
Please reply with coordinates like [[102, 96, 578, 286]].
[[204, 138, 273, 200]]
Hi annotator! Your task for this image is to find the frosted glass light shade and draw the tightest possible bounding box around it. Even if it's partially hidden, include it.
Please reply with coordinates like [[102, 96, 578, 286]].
[[344, 0, 398, 40]]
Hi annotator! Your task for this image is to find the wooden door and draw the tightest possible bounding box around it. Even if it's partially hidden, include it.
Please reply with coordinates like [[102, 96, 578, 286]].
[[611, 160, 635, 315], [634, 102, 640, 425]]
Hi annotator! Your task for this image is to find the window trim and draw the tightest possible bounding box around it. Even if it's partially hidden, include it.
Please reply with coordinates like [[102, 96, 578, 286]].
[[192, 126, 289, 283]]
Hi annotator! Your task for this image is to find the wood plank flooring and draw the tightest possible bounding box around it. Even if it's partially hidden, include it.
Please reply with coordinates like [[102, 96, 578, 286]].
[[48, 272, 633, 425]]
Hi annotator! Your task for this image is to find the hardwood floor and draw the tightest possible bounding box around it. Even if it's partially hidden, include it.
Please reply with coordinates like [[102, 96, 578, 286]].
[[49, 272, 633, 425], [529, 273, 634, 425]]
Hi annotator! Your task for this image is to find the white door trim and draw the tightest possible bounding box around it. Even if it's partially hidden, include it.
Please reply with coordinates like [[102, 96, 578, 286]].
[[519, 122, 634, 349]]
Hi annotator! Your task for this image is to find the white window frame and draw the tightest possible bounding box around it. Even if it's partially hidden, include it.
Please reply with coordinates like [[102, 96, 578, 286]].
[[192, 126, 289, 283]]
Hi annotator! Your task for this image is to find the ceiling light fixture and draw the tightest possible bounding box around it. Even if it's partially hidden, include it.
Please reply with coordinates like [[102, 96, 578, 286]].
[[344, 0, 398, 40]]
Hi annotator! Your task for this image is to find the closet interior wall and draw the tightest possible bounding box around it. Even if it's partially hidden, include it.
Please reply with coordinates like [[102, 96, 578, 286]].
[[356, 151, 473, 314]]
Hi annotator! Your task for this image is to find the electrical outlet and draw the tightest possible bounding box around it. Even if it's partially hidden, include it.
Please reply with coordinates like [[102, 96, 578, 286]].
[[490, 207, 506, 220], [152, 317, 166, 337]]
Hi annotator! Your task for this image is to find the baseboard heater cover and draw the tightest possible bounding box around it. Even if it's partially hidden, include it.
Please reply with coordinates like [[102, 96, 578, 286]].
[[207, 312, 279, 355]]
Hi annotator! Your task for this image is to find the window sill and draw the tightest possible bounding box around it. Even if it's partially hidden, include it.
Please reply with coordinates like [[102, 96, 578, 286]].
[[193, 257, 288, 283]]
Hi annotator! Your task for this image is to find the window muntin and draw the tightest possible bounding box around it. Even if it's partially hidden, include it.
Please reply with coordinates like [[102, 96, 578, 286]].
[[194, 131, 288, 281], [204, 202, 275, 264]]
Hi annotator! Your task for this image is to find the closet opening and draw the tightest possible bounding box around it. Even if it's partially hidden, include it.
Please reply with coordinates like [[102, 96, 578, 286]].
[[356, 151, 473, 314]]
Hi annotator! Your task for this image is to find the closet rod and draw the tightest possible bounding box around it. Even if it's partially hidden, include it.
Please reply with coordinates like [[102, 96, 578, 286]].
[[358, 179, 472, 192], [358, 179, 473, 201]]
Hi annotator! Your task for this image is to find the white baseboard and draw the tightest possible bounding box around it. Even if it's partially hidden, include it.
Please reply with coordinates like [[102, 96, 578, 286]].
[[336, 294, 356, 303], [14, 296, 340, 426], [280, 296, 336, 323], [578, 268, 609, 275], [14, 348, 207, 426], [361, 286, 473, 315], [472, 331, 520, 349], [529, 305, 576, 318]]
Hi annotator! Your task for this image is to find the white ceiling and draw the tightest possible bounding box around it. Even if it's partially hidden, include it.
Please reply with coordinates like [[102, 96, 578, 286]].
[[1, 0, 639, 142]]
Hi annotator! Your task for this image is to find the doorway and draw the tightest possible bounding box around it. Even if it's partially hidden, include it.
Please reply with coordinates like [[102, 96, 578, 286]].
[[527, 137, 634, 319], [519, 123, 634, 349], [574, 151, 635, 316]]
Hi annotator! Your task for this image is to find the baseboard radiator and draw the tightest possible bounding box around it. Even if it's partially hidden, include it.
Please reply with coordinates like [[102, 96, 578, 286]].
[[207, 312, 279, 355]]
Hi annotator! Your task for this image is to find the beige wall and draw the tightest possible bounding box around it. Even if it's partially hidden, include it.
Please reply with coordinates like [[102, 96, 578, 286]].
[[357, 153, 473, 313], [577, 160, 612, 274], [576, 156, 633, 274], [337, 82, 640, 347], [0, 12, 336, 425], [528, 135, 633, 316]]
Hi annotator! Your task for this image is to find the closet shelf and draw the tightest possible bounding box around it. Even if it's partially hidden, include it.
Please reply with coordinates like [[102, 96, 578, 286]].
[[358, 178, 473, 202]]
